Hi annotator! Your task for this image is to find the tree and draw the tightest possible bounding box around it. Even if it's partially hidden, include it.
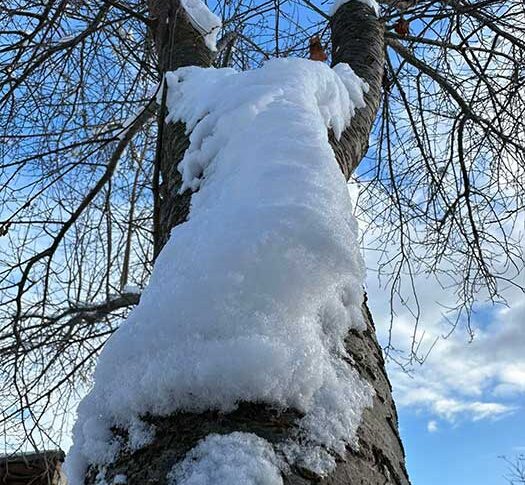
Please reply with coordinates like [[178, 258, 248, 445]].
[[503, 455, 525, 485], [1, 0, 524, 483]]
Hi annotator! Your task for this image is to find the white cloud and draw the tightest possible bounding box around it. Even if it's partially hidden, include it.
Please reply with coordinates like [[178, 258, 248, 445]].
[[427, 420, 438, 433], [371, 289, 525, 423], [433, 399, 513, 422], [355, 190, 525, 425], [370, 278, 525, 422]]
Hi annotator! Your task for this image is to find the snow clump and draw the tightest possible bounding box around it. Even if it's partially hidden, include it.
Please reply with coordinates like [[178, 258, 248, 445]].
[[180, 0, 221, 51], [167, 432, 285, 485]]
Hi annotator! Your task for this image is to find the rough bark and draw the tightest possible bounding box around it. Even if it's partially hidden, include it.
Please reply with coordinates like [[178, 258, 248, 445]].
[[85, 2, 410, 484], [330, 2, 384, 180], [148, 0, 214, 257]]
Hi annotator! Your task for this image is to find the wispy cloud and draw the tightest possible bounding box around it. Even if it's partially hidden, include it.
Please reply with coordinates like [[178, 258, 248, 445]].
[[368, 281, 525, 423], [427, 420, 438, 433]]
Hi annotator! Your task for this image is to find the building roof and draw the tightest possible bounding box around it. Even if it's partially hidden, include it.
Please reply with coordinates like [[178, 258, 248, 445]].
[[0, 450, 66, 485]]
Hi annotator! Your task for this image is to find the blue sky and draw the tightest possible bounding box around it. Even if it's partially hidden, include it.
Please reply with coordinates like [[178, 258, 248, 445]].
[[399, 408, 525, 484]]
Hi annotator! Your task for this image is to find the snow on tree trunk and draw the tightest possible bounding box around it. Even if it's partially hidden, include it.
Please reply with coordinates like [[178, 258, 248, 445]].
[[66, 1, 410, 484]]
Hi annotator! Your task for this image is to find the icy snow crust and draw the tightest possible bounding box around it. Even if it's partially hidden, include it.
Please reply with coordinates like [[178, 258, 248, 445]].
[[168, 433, 285, 485], [65, 58, 373, 484]]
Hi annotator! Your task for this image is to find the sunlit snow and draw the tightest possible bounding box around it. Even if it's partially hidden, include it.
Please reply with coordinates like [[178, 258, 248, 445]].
[[65, 58, 372, 484], [180, 0, 221, 51], [329, 0, 380, 16], [168, 433, 284, 485]]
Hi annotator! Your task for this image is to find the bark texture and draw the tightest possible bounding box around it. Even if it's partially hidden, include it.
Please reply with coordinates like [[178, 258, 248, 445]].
[[149, 0, 214, 257], [85, 2, 410, 484], [330, 2, 384, 180]]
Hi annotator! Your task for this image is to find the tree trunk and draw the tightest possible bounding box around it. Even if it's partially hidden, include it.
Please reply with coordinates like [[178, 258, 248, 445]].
[[85, 1, 410, 483], [148, 0, 215, 257]]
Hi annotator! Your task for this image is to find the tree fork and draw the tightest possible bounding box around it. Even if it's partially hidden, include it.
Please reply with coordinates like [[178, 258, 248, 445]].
[[85, 2, 410, 484]]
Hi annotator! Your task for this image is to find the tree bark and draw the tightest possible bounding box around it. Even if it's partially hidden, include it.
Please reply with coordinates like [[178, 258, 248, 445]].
[[148, 0, 215, 257], [85, 2, 410, 484], [330, 2, 384, 180]]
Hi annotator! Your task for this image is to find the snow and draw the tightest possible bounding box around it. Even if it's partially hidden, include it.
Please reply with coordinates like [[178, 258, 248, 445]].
[[127, 417, 155, 450], [65, 58, 373, 484], [329, 0, 380, 16], [57, 35, 75, 43], [180, 0, 221, 51], [167, 433, 285, 485], [169, 60, 367, 192], [122, 285, 141, 295], [112, 475, 127, 484], [94, 468, 108, 485], [118, 103, 149, 140]]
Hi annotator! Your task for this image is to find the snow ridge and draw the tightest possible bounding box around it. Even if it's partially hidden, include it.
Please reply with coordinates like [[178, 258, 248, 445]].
[[65, 58, 373, 484]]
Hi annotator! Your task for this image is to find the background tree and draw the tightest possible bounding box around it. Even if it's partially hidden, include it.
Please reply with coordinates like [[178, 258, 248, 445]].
[[1, 0, 524, 483], [503, 455, 525, 485]]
